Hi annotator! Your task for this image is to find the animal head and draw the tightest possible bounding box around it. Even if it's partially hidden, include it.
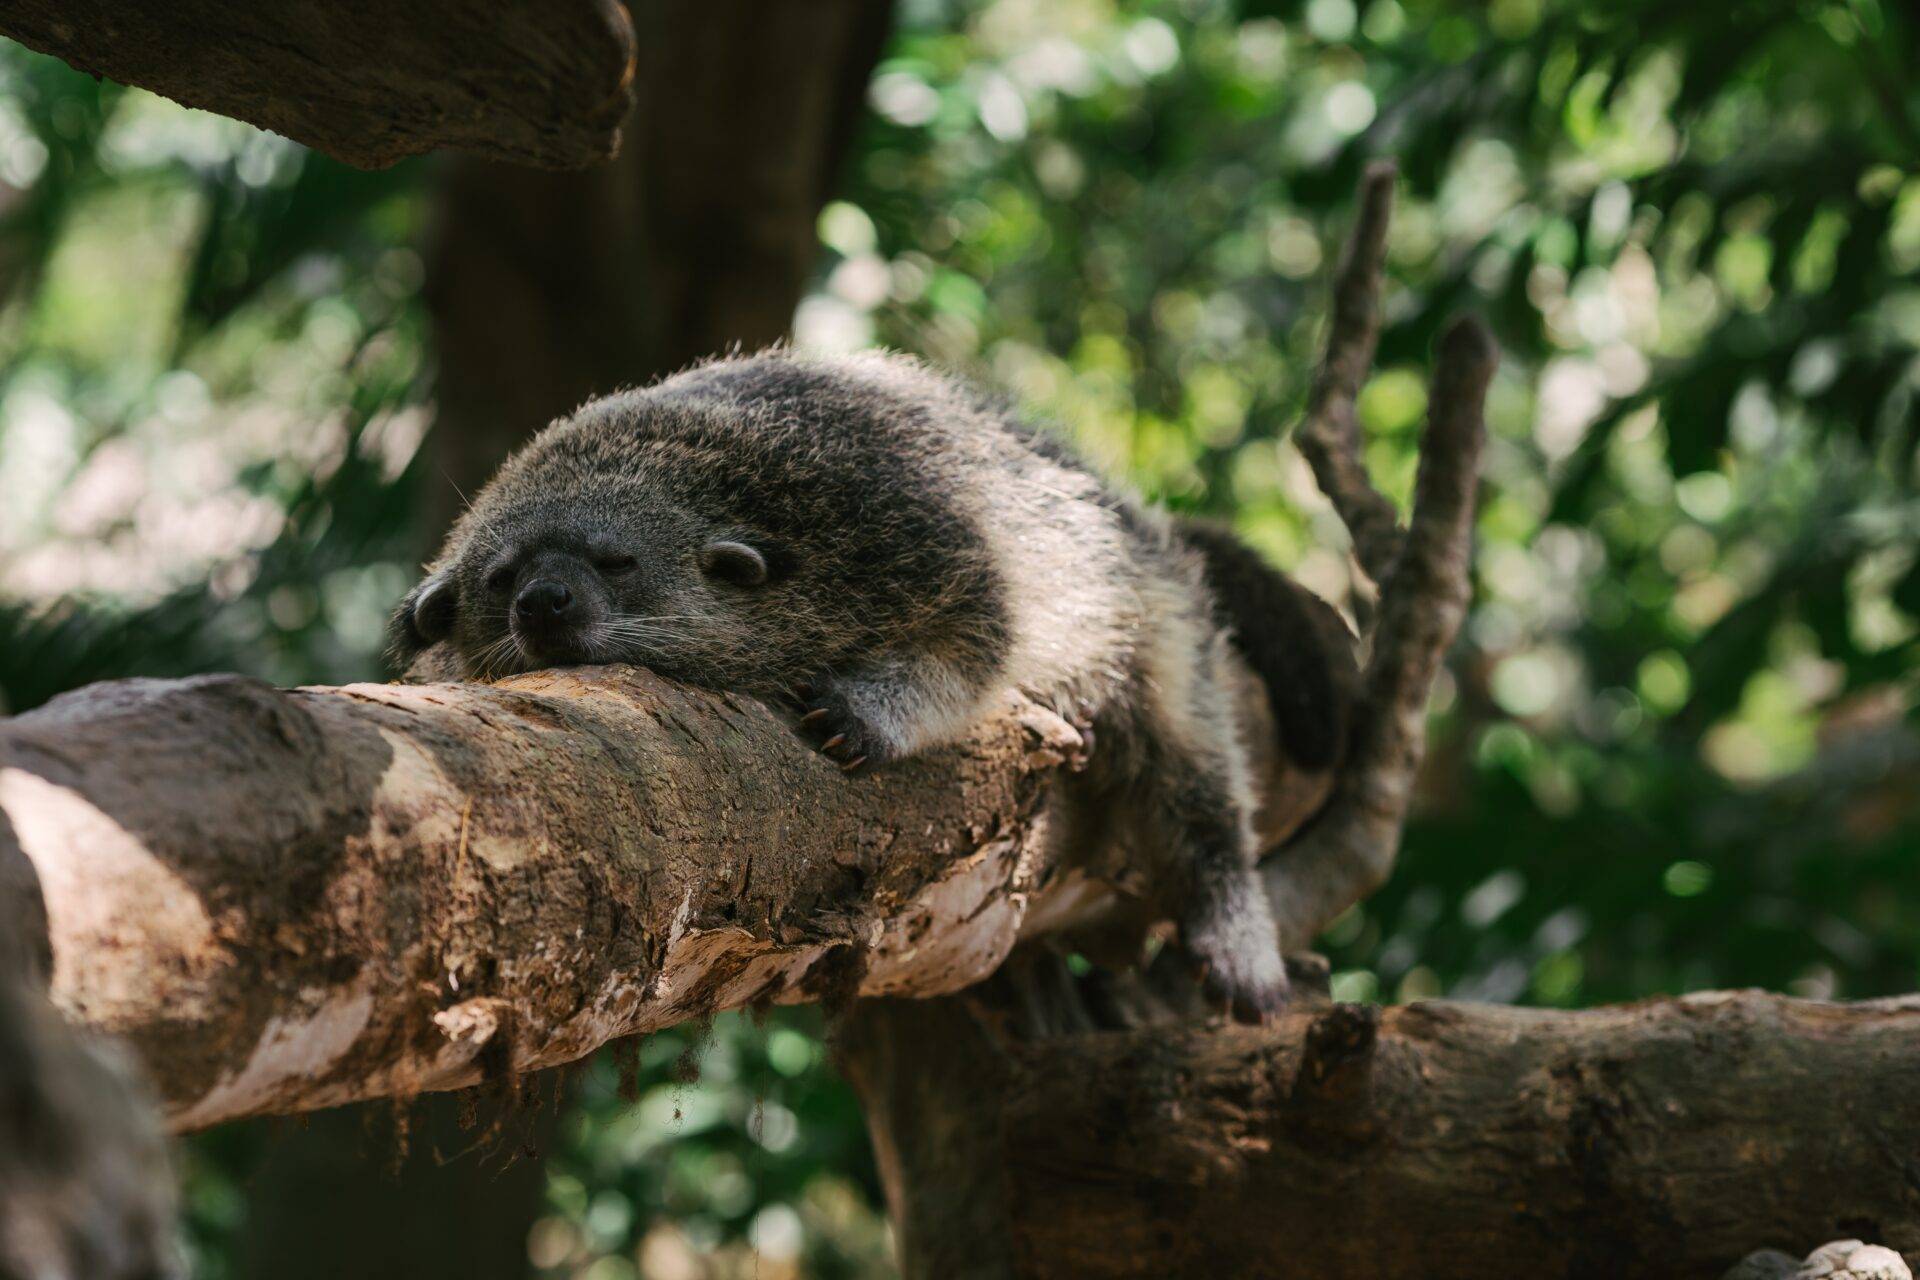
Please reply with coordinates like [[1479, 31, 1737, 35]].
[[389, 395, 819, 689], [391, 352, 1005, 693]]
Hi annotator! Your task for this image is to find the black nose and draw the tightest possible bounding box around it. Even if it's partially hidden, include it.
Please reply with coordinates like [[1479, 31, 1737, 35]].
[[514, 579, 576, 630]]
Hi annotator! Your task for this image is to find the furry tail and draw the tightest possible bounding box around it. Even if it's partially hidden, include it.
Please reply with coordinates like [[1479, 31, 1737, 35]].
[[1179, 519, 1357, 772]]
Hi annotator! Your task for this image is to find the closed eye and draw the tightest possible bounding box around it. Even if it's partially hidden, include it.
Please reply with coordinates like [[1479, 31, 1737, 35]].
[[485, 565, 515, 595], [595, 553, 639, 575]]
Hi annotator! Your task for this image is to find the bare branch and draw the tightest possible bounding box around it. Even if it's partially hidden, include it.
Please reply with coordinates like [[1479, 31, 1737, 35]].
[[1293, 159, 1406, 586], [841, 983, 1920, 1279], [1265, 314, 1493, 945], [0, 668, 1100, 1130]]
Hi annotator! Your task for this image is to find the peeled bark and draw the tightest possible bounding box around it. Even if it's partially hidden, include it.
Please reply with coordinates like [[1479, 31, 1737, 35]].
[[0, 0, 636, 169], [839, 975, 1920, 1279], [0, 666, 1093, 1130]]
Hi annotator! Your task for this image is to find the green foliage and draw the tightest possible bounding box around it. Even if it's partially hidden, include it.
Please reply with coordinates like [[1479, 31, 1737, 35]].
[[0, 0, 1916, 1276], [0, 67, 428, 713], [532, 1013, 891, 1279]]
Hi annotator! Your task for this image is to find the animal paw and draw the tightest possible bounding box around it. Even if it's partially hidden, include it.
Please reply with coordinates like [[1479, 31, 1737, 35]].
[[1184, 911, 1291, 1024], [793, 679, 893, 774]]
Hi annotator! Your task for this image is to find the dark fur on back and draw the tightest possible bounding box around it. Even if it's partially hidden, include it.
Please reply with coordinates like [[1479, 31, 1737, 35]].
[[1001, 416, 1355, 775], [1177, 519, 1356, 772]]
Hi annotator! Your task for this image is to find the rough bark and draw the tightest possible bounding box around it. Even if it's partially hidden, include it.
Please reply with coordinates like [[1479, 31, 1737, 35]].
[[839, 970, 1920, 1280], [0, 666, 1095, 1130], [0, 0, 636, 169]]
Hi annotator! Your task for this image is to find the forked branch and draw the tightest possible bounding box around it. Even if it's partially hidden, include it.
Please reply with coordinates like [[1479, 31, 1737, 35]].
[[1266, 167, 1494, 945], [1292, 159, 1408, 587]]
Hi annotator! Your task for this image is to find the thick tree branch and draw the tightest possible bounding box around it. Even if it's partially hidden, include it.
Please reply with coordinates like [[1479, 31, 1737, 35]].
[[0, 627, 1339, 1139], [0, 1, 636, 169], [840, 975, 1920, 1279], [0, 668, 1094, 1130]]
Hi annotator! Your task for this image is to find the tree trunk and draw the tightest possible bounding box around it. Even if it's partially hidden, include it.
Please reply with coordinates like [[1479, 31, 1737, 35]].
[[838, 963, 1920, 1279], [424, 0, 893, 532]]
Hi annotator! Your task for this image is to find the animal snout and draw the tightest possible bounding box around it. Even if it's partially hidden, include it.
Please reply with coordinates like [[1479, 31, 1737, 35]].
[[514, 579, 578, 632]]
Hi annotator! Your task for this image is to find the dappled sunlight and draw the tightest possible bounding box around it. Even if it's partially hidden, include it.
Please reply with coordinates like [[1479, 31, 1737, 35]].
[[2, 0, 1916, 1274]]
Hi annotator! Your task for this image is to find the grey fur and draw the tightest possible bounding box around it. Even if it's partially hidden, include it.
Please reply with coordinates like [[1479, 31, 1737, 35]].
[[393, 348, 1341, 1018]]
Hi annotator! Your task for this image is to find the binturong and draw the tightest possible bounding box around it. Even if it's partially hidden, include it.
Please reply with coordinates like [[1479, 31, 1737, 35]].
[[390, 350, 1354, 1019]]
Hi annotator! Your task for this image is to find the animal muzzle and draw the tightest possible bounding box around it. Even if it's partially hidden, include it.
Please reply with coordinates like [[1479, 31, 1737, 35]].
[[512, 577, 598, 661]]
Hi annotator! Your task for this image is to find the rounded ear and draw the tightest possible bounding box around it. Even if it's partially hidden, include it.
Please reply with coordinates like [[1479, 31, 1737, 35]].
[[413, 575, 458, 640], [388, 572, 457, 657], [700, 540, 769, 588]]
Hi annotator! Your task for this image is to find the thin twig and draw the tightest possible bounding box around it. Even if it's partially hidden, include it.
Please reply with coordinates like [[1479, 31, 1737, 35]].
[[1293, 159, 1406, 587]]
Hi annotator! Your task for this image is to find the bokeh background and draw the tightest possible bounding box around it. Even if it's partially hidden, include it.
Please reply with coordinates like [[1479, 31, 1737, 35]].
[[1, 0, 1916, 1276]]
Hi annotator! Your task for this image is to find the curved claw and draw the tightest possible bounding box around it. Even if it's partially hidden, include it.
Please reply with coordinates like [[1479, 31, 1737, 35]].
[[1189, 952, 1288, 1025], [790, 676, 891, 773]]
